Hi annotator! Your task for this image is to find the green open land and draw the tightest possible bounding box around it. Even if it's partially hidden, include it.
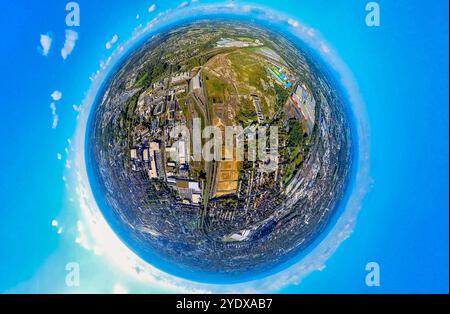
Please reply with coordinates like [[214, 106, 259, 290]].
[[227, 51, 266, 90], [203, 49, 278, 123], [228, 50, 277, 118], [203, 70, 233, 104]]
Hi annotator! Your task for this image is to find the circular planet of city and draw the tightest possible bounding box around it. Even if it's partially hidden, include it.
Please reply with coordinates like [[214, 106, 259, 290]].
[[86, 19, 353, 283]]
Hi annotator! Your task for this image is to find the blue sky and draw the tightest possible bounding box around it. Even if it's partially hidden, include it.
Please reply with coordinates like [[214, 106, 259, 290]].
[[0, 0, 448, 293]]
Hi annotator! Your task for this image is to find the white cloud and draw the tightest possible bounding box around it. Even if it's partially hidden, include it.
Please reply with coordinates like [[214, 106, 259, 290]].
[[177, 1, 189, 9], [100, 56, 113, 70], [51, 219, 63, 235], [307, 28, 315, 37], [287, 18, 300, 28], [50, 102, 58, 129], [105, 34, 119, 50], [320, 42, 330, 54], [39, 33, 52, 56], [61, 30, 78, 60], [75, 220, 91, 250], [57, 153, 62, 160], [148, 4, 156, 13], [72, 104, 81, 112], [51, 90, 62, 101], [136, 14, 140, 20], [242, 5, 252, 12]]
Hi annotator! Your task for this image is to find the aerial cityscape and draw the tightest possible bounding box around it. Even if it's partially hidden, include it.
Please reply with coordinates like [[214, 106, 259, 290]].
[[87, 20, 352, 279], [1, 0, 448, 296]]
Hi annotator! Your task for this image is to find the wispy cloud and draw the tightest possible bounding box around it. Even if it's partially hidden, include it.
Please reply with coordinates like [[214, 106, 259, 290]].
[[61, 30, 78, 60], [75, 220, 91, 250], [177, 1, 190, 9], [105, 34, 119, 50], [72, 104, 81, 112], [287, 18, 300, 28], [148, 4, 157, 13], [50, 102, 58, 129], [39, 33, 52, 56]]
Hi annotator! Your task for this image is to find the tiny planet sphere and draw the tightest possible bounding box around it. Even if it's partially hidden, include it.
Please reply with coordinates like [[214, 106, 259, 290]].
[[87, 20, 353, 282]]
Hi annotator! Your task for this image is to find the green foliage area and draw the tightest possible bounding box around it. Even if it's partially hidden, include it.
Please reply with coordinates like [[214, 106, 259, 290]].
[[287, 119, 303, 148], [184, 46, 229, 70], [283, 119, 307, 185], [235, 97, 258, 127], [204, 72, 232, 104], [274, 83, 290, 111], [240, 159, 254, 174], [135, 54, 170, 88], [213, 197, 238, 208], [125, 93, 140, 122], [134, 72, 148, 88]]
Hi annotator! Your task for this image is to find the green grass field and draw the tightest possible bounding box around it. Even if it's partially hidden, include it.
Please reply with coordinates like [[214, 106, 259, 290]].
[[203, 70, 233, 104]]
